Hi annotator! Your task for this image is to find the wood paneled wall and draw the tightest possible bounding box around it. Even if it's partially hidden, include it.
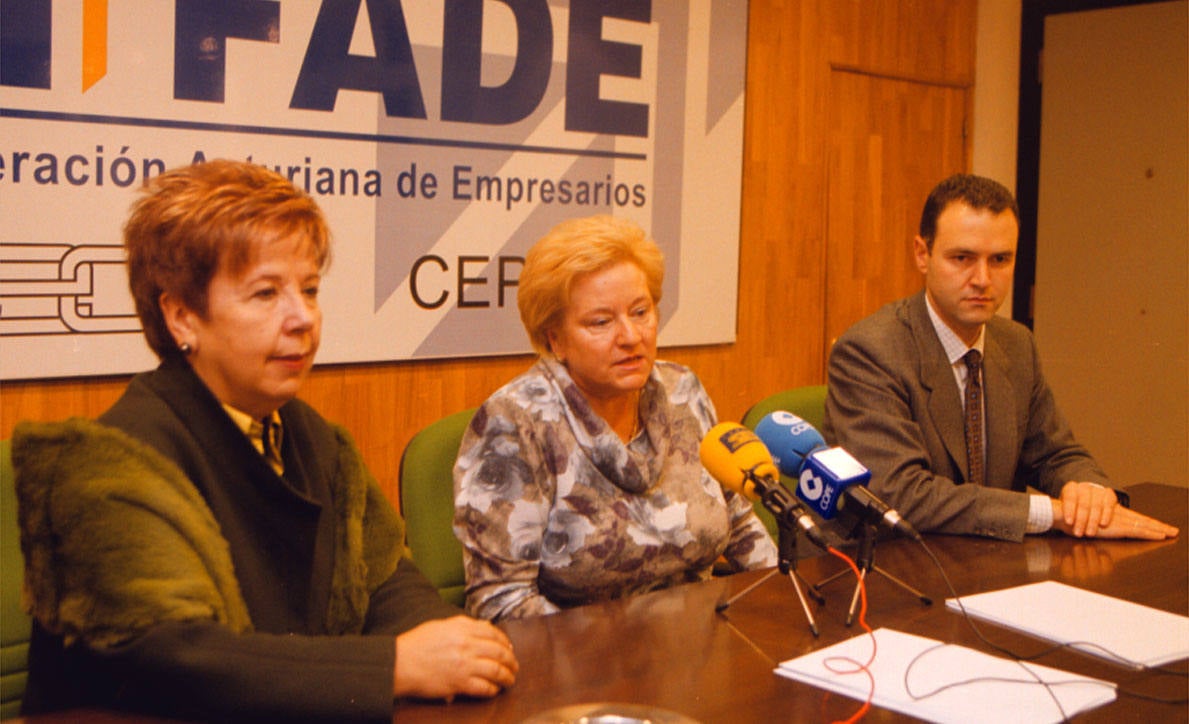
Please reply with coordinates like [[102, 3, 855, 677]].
[[0, 0, 977, 507]]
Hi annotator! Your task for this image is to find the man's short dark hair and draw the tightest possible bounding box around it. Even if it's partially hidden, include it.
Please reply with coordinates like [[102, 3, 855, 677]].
[[918, 174, 1019, 250]]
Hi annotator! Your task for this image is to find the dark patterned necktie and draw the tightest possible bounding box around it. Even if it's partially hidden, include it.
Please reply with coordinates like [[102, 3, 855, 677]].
[[254, 417, 283, 474], [963, 350, 984, 485]]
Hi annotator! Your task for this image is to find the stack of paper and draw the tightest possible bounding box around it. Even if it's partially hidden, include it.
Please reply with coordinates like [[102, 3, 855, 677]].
[[945, 580, 1189, 668], [776, 628, 1116, 724]]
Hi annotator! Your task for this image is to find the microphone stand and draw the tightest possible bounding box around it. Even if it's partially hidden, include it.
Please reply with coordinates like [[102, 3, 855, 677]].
[[812, 521, 932, 626], [716, 515, 825, 637]]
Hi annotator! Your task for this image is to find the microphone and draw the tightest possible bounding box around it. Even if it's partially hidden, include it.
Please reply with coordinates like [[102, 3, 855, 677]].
[[753, 410, 828, 472], [755, 411, 921, 541], [699, 422, 829, 550]]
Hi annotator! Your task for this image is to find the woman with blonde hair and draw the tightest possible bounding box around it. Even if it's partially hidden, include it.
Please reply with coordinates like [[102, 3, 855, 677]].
[[454, 215, 776, 622]]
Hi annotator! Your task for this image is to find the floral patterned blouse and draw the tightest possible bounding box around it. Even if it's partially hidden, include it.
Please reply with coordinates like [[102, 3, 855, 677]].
[[453, 357, 778, 621]]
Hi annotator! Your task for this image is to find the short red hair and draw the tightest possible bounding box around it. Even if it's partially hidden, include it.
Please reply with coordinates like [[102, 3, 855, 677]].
[[123, 159, 331, 358]]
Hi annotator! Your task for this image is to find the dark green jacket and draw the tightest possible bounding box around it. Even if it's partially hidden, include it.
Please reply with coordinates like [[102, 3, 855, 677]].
[[13, 357, 457, 722]]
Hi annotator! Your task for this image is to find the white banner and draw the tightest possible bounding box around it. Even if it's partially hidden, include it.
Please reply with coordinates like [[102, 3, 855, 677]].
[[0, 0, 747, 379]]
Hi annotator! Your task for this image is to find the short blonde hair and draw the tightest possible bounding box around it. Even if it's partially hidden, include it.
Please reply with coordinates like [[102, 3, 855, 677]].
[[124, 160, 331, 359], [518, 215, 664, 356]]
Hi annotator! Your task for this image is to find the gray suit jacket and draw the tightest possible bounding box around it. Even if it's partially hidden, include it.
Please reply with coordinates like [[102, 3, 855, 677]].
[[823, 291, 1110, 540]]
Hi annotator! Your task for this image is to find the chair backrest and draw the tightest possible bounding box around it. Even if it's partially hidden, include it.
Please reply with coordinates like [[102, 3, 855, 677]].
[[1, 439, 32, 720], [398, 409, 476, 609], [739, 385, 829, 538], [741, 384, 828, 433]]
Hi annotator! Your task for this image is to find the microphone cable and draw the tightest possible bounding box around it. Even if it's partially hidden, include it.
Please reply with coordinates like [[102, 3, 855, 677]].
[[906, 537, 1189, 720]]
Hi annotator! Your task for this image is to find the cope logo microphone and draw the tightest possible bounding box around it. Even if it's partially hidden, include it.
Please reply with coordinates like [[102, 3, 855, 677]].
[[755, 411, 921, 540]]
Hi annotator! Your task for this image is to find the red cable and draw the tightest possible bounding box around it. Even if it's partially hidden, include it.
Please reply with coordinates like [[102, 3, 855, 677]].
[[824, 546, 877, 724]]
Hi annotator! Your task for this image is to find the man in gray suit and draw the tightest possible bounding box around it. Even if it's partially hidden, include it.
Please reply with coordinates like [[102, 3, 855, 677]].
[[823, 174, 1177, 542]]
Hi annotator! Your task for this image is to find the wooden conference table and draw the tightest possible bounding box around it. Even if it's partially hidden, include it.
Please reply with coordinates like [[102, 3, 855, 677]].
[[14, 483, 1187, 723]]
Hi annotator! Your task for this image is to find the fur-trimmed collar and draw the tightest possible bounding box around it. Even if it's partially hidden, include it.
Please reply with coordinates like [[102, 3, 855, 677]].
[[14, 418, 252, 647], [12, 416, 400, 647]]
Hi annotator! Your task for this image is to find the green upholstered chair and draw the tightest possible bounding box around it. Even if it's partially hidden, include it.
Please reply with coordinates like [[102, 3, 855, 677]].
[[741, 384, 828, 434], [398, 409, 476, 609], [1, 439, 32, 720], [740, 385, 829, 538]]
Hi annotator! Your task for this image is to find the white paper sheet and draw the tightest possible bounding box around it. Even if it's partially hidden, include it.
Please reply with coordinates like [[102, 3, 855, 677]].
[[945, 580, 1189, 668], [775, 628, 1116, 724]]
